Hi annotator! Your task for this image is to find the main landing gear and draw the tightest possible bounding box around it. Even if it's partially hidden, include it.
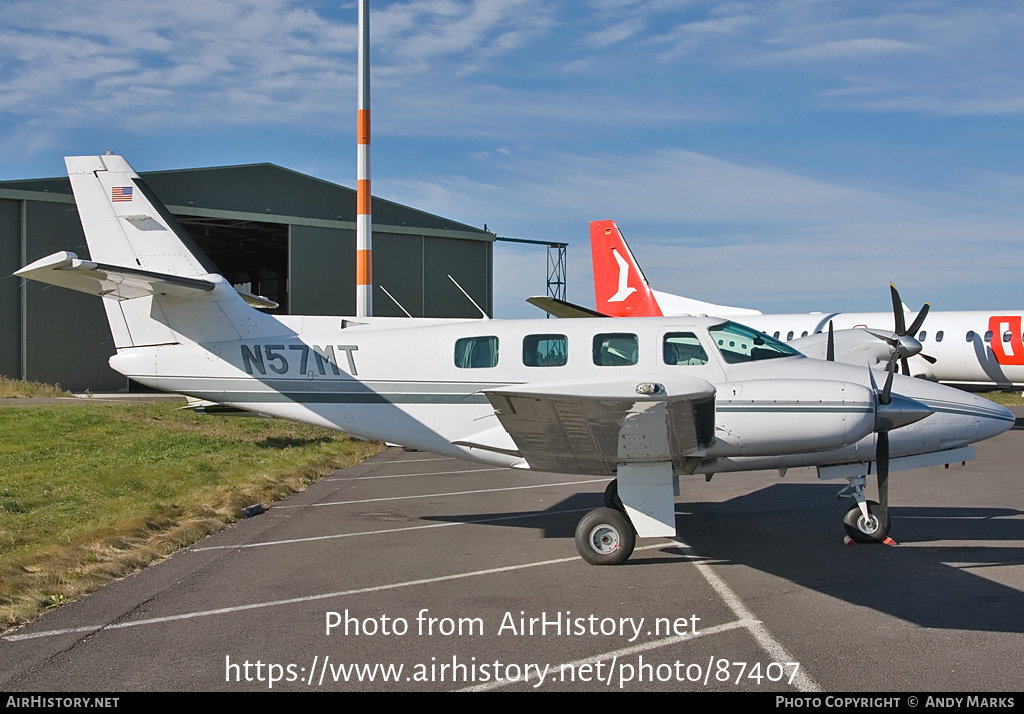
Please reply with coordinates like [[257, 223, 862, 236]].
[[575, 505, 636, 565], [575, 479, 636, 565]]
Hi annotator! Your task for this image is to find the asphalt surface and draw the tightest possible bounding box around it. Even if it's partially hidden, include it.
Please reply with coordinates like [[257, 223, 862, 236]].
[[2, 412, 1023, 692]]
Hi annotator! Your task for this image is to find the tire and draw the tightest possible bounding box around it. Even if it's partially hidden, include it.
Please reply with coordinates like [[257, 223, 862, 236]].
[[575, 507, 636, 565], [842, 501, 891, 543], [603, 479, 624, 512]]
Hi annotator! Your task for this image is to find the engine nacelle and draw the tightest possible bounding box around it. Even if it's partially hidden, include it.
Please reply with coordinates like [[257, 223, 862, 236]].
[[709, 379, 876, 457]]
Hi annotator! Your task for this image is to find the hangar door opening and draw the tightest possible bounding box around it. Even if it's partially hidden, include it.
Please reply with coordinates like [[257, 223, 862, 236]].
[[176, 217, 289, 313]]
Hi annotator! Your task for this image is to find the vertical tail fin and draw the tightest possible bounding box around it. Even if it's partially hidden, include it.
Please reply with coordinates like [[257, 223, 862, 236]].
[[16, 155, 283, 348], [590, 220, 663, 317], [66, 155, 219, 277]]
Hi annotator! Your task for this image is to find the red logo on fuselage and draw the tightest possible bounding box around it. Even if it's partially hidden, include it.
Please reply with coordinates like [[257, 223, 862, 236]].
[[988, 315, 1024, 366]]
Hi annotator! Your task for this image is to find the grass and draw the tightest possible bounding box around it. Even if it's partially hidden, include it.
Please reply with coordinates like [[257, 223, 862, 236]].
[[977, 390, 1024, 407], [0, 376, 73, 399], [0, 397, 381, 632]]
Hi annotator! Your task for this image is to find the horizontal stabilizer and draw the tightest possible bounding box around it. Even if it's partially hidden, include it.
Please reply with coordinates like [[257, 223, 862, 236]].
[[16, 251, 278, 309], [15, 251, 214, 300], [526, 296, 607, 318]]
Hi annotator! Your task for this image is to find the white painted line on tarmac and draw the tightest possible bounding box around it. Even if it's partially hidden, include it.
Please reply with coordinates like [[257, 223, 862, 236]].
[[275, 478, 607, 508], [461, 619, 751, 691], [690, 555, 822, 692], [3, 544, 678, 643], [193, 507, 594, 551]]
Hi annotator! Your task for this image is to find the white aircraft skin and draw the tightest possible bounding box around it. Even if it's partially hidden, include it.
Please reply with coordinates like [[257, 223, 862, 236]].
[[15, 157, 1016, 565], [594, 220, 1024, 391]]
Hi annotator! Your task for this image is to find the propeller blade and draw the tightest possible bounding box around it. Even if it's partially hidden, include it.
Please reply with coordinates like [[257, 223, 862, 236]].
[[876, 431, 889, 522], [907, 302, 930, 336], [880, 354, 897, 405], [827, 320, 835, 362], [890, 283, 907, 336], [920, 353, 937, 365], [901, 357, 910, 376]]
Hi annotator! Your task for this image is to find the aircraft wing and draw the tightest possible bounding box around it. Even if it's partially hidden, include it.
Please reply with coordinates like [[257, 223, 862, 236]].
[[526, 296, 608, 318], [15, 251, 278, 309], [481, 377, 716, 475]]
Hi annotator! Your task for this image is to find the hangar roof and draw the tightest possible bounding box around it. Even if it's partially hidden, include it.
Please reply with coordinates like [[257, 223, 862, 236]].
[[0, 162, 492, 242]]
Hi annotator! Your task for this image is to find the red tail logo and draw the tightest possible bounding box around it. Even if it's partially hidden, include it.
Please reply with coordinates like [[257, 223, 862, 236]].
[[590, 220, 663, 317], [988, 315, 1024, 366]]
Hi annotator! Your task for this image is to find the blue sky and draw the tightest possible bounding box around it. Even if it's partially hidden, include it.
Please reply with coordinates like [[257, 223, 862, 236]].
[[3, 0, 1024, 317]]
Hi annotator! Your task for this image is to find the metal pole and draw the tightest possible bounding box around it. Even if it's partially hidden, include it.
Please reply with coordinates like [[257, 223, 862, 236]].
[[356, 0, 372, 316]]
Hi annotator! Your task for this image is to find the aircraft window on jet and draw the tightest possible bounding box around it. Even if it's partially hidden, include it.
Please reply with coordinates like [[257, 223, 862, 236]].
[[593, 333, 638, 366], [966, 331, 975, 342], [1005, 331, 1013, 343], [786, 331, 794, 341], [936, 330, 944, 342], [709, 321, 800, 364], [523, 334, 568, 367], [454, 336, 499, 369], [773, 331, 780, 339], [918, 331, 927, 342], [801, 331, 808, 338], [664, 333, 709, 366], [984, 330, 993, 342]]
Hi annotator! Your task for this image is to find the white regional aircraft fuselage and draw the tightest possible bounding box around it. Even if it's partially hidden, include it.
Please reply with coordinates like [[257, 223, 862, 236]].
[[14, 156, 1016, 565], [594, 220, 1024, 391], [726, 310, 1024, 390]]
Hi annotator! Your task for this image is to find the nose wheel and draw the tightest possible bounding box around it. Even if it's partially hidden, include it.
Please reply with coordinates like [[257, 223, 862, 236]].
[[842, 500, 891, 543], [575, 507, 636, 565]]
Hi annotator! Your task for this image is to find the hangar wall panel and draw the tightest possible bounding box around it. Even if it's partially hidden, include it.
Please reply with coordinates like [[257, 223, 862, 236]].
[[289, 225, 356, 316], [372, 233, 424, 317], [0, 200, 21, 379], [424, 237, 492, 318], [23, 202, 124, 392]]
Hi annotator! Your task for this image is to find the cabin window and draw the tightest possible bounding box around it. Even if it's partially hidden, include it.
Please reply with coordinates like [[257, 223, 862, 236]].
[[523, 334, 568, 367], [1005, 331, 1014, 343], [966, 331, 975, 342], [801, 330, 808, 338], [709, 321, 801, 364], [984, 330, 993, 342], [936, 331, 944, 342], [663, 332, 709, 366], [786, 331, 794, 341], [454, 336, 499, 368], [918, 331, 927, 342], [773, 331, 780, 339], [593, 333, 638, 366]]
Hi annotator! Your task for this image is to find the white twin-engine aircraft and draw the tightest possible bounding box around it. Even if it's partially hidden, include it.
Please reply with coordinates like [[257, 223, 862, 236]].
[[15, 156, 1015, 566], [589, 220, 1024, 391]]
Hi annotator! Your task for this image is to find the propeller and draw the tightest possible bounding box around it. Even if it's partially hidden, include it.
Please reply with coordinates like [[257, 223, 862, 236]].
[[890, 283, 930, 375], [826, 320, 835, 362], [864, 283, 935, 375], [868, 350, 934, 530]]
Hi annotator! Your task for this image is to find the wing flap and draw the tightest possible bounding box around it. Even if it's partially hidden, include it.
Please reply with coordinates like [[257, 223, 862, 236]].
[[484, 378, 716, 475]]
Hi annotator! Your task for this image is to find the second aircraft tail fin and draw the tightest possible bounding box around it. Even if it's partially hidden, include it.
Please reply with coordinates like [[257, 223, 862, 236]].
[[590, 220, 663, 317]]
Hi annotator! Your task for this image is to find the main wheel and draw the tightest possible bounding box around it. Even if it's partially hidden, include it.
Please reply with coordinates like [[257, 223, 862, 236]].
[[603, 479, 624, 512], [842, 501, 891, 543], [575, 507, 636, 565]]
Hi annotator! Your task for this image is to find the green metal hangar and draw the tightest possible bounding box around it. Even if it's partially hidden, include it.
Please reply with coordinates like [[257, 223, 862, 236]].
[[0, 162, 493, 391]]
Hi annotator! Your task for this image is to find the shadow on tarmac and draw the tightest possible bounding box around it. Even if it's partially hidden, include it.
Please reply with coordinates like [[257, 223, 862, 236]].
[[424, 482, 1024, 634]]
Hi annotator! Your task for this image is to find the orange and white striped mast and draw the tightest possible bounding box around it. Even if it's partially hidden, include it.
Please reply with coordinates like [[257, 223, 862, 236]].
[[356, 0, 372, 316]]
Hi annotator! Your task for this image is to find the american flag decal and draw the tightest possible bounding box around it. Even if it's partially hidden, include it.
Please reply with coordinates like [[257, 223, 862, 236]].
[[111, 186, 133, 202]]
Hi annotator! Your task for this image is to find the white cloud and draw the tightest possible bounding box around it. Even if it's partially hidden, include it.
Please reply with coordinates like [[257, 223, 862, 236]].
[[380, 145, 1024, 316]]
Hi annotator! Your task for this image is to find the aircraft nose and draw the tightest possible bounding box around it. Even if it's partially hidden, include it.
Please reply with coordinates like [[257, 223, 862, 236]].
[[974, 397, 1016, 441]]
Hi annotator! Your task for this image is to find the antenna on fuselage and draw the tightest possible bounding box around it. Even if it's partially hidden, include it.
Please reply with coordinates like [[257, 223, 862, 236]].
[[448, 275, 489, 320], [379, 285, 412, 317]]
